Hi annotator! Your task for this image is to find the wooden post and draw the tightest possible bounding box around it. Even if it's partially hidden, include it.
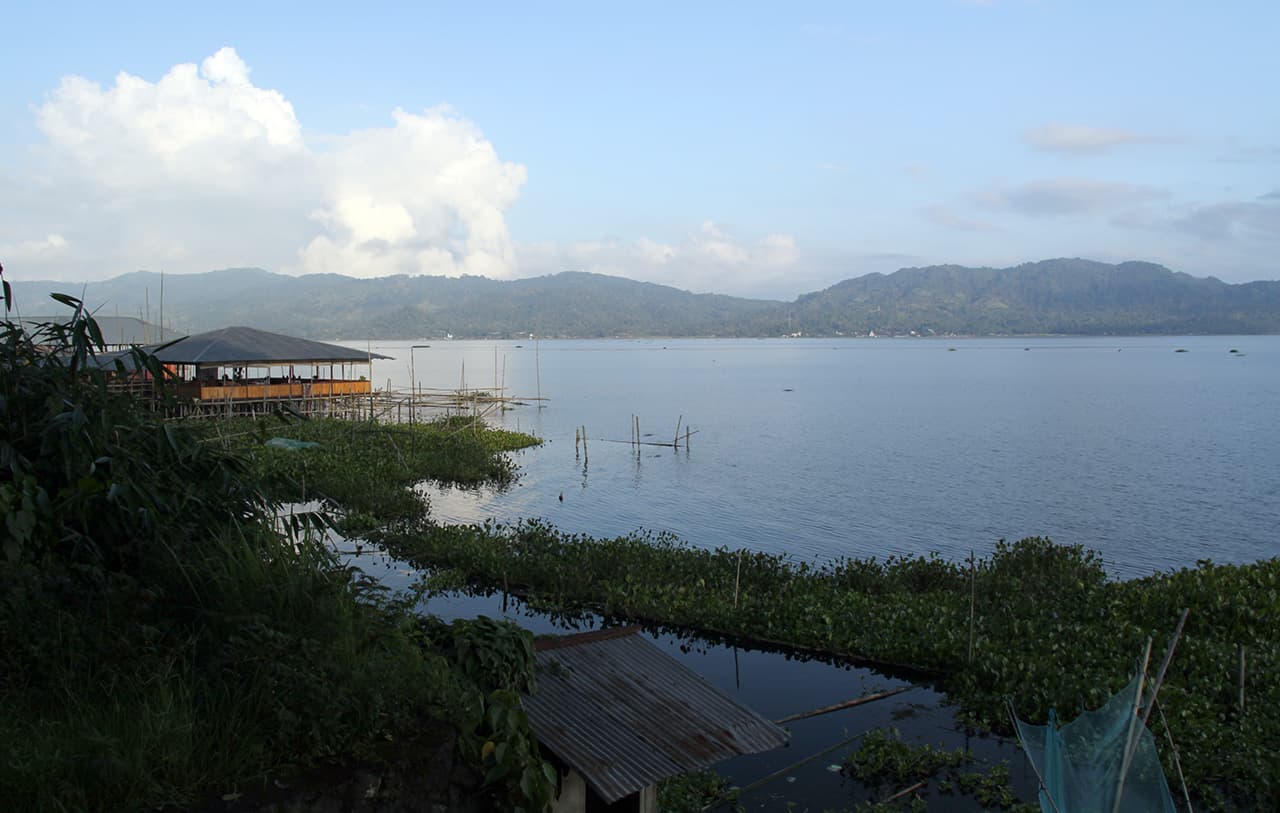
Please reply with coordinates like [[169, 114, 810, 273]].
[[582, 425, 588, 464], [685, 426, 691, 450], [674, 415, 682, 448]]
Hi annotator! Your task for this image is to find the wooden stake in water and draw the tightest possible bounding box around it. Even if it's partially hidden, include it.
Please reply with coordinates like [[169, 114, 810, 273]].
[[968, 550, 976, 665], [734, 551, 742, 609], [581, 425, 588, 464], [674, 414, 683, 448]]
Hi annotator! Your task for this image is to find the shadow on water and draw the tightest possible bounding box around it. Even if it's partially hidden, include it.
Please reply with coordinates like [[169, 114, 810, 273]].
[[337, 539, 1038, 811]]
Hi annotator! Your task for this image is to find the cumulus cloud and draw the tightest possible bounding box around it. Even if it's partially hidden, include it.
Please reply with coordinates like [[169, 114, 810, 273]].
[[982, 178, 1165, 216], [9, 48, 526, 280], [1023, 124, 1159, 153], [518, 221, 805, 298]]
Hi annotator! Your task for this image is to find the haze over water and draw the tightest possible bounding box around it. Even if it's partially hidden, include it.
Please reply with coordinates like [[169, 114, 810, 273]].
[[356, 336, 1280, 578]]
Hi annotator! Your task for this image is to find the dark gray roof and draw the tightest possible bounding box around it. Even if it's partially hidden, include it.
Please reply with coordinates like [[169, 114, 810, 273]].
[[145, 326, 391, 365], [21, 315, 183, 346], [523, 627, 789, 804]]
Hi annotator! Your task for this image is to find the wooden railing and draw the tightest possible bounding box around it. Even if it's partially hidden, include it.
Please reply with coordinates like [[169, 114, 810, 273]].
[[176, 380, 372, 402]]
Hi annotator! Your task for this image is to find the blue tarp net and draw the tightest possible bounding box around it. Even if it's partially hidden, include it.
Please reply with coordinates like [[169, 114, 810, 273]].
[[1013, 674, 1177, 813]]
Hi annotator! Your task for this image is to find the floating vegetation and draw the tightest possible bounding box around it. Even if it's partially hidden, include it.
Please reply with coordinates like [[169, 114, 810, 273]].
[[204, 415, 540, 532], [379, 523, 1280, 810]]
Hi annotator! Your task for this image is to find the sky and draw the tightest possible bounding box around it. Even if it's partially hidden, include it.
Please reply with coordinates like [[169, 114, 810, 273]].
[[1, 1, 1277, 300]]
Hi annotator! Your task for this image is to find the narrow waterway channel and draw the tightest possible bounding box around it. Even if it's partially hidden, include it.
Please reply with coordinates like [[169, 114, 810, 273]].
[[337, 535, 1039, 811]]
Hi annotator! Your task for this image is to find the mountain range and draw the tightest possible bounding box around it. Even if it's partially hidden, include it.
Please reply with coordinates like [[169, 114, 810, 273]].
[[8, 258, 1280, 339]]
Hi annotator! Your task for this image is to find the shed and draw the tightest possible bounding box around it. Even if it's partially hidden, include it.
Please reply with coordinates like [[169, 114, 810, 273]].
[[129, 323, 391, 412], [524, 627, 789, 813], [141, 326, 391, 408]]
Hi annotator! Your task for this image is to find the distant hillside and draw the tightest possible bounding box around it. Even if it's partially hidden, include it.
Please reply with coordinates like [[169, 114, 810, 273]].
[[8, 259, 1280, 338], [788, 259, 1280, 336]]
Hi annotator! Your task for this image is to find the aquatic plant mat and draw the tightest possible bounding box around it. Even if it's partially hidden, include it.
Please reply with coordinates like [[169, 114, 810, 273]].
[[378, 522, 1280, 810]]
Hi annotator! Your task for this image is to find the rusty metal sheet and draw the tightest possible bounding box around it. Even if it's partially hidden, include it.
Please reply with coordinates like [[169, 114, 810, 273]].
[[524, 627, 789, 804]]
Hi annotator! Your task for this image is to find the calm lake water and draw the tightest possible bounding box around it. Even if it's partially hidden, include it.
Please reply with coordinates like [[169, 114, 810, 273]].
[[352, 335, 1280, 578], [328, 335, 1280, 808]]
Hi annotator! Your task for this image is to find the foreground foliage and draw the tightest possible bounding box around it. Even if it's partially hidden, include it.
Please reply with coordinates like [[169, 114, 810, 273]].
[[0, 273, 554, 810], [379, 520, 1280, 810]]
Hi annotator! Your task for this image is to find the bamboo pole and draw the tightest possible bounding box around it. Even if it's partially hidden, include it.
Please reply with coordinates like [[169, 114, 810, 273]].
[[1112, 637, 1154, 813], [733, 551, 742, 609], [1139, 608, 1190, 730], [882, 781, 927, 806], [674, 414, 682, 448], [968, 550, 976, 665], [1155, 698, 1195, 813], [1008, 700, 1064, 813], [773, 687, 910, 724]]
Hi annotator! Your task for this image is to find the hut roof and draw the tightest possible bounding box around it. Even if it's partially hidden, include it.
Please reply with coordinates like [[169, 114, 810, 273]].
[[146, 326, 391, 365], [523, 627, 788, 804]]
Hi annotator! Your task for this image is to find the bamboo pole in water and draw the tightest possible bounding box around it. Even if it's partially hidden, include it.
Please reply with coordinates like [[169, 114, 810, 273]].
[[674, 415, 682, 448], [733, 551, 742, 609], [968, 550, 977, 665], [773, 687, 910, 724]]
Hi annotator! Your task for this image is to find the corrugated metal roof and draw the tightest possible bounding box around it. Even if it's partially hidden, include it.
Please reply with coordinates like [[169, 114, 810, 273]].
[[145, 326, 391, 364], [523, 627, 789, 804]]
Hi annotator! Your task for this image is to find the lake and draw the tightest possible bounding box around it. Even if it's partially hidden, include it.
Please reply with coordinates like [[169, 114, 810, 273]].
[[329, 334, 1279, 808], [350, 335, 1280, 578]]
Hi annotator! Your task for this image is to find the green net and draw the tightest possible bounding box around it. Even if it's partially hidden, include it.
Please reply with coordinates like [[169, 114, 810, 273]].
[[265, 437, 320, 451], [1013, 674, 1177, 813]]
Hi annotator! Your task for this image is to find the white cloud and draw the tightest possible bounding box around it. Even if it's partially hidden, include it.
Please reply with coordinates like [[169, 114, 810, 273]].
[[9, 48, 526, 281], [518, 222, 804, 298], [1023, 124, 1159, 154]]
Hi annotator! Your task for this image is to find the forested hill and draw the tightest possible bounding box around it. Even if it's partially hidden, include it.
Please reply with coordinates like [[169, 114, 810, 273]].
[[789, 259, 1280, 336], [10, 259, 1280, 338]]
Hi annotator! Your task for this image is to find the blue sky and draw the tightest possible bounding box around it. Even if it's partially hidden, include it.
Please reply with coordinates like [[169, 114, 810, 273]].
[[1, 1, 1276, 299]]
